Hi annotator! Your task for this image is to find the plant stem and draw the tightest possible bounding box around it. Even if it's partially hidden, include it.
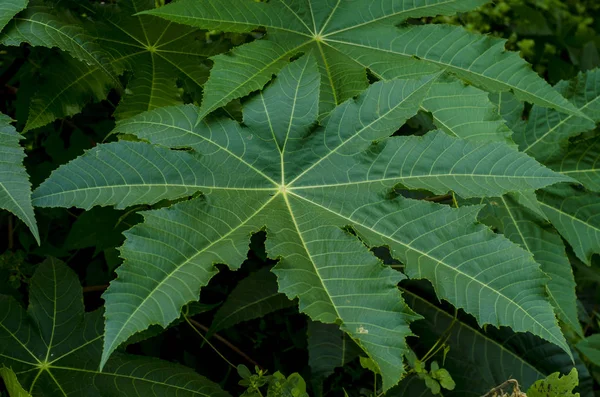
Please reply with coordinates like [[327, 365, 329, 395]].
[[83, 284, 109, 293], [7, 215, 13, 249], [185, 315, 262, 369]]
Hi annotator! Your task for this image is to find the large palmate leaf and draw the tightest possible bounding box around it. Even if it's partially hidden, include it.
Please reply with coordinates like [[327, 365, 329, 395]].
[[0, 258, 231, 397], [0, 113, 38, 243], [391, 289, 593, 396], [90, 0, 224, 120], [479, 194, 582, 336], [538, 184, 600, 265], [0, 0, 27, 32], [514, 69, 600, 163], [142, 0, 582, 120], [33, 56, 571, 390], [18, 0, 226, 131]]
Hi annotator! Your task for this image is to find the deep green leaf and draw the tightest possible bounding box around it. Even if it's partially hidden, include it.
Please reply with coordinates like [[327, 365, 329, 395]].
[[307, 321, 362, 380], [514, 69, 600, 163], [24, 53, 115, 132], [548, 136, 600, 193], [479, 195, 582, 336], [391, 289, 591, 396], [0, 6, 115, 82], [0, 113, 39, 244], [576, 334, 600, 367], [209, 268, 295, 334], [538, 184, 600, 265], [91, 0, 220, 120], [142, 0, 581, 119], [0, 258, 231, 396]]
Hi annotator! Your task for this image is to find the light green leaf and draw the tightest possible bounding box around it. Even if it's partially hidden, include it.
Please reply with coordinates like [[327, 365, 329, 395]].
[[292, 130, 570, 198], [548, 136, 600, 192], [538, 184, 600, 265], [0, 113, 39, 244], [0, 367, 31, 397], [0, 258, 231, 397], [0, 0, 27, 32], [421, 77, 514, 145], [32, 141, 212, 210], [514, 69, 600, 163], [198, 39, 297, 122], [479, 195, 582, 336], [307, 321, 362, 380], [209, 267, 295, 334], [39, 56, 572, 389], [527, 368, 579, 397], [143, 0, 581, 119], [576, 334, 600, 366]]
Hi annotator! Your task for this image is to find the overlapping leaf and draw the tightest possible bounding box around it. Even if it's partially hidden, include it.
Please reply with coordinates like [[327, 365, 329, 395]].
[[0, 258, 231, 397], [12, 0, 226, 131], [421, 77, 514, 145], [90, 0, 223, 120], [548, 136, 600, 192], [514, 69, 600, 163], [24, 53, 116, 132], [0, 5, 114, 81], [538, 184, 600, 265], [0, 113, 38, 243], [33, 56, 572, 390], [142, 0, 581, 120], [479, 194, 582, 336], [307, 321, 362, 380]]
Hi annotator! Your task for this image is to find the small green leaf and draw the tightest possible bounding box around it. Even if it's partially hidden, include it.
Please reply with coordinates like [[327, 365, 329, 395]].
[[527, 368, 580, 397]]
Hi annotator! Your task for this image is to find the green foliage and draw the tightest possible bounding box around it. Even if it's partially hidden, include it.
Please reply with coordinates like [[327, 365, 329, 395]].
[[0, 113, 38, 243], [1, 0, 600, 396], [0, 367, 31, 397]]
